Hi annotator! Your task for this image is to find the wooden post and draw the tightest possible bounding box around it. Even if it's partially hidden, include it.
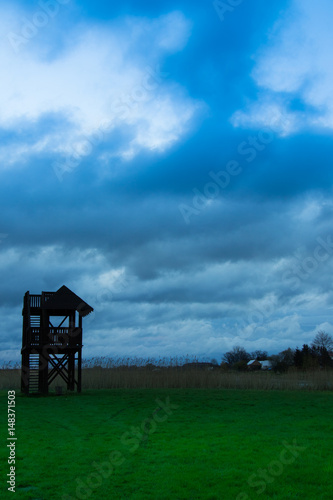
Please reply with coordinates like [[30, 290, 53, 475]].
[[21, 351, 29, 394], [68, 352, 75, 391], [78, 349, 82, 393]]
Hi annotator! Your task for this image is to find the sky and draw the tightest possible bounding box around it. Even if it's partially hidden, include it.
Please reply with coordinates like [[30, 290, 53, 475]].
[[1, 0, 333, 364]]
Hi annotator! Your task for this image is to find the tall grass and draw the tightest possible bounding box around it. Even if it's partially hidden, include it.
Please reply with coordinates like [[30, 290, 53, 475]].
[[0, 368, 20, 390], [2, 356, 333, 391], [81, 364, 333, 390]]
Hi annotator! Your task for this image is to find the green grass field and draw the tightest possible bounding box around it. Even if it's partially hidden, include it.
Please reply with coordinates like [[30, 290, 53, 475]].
[[1, 389, 333, 499]]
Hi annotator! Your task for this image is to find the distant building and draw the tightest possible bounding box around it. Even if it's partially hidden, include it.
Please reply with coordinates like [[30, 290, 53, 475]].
[[259, 360, 273, 370], [247, 360, 261, 370], [247, 359, 273, 370]]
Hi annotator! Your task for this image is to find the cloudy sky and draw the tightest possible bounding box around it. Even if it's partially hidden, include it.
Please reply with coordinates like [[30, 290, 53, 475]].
[[1, 0, 333, 363]]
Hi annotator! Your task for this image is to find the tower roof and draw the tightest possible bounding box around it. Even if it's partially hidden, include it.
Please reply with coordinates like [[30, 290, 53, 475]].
[[44, 285, 93, 317]]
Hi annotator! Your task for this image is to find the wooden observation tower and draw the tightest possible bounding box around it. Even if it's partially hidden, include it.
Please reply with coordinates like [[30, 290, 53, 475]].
[[21, 285, 93, 394]]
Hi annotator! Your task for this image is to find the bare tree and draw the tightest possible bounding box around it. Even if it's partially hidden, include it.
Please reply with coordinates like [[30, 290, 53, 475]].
[[222, 345, 250, 365], [270, 348, 295, 372], [311, 331, 333, 351], [250, 350, 268, 361]]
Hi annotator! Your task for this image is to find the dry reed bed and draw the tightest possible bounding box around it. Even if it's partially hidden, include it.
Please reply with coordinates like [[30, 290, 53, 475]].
[[2, 363, 333, 391], [81, 367, 333, 390]]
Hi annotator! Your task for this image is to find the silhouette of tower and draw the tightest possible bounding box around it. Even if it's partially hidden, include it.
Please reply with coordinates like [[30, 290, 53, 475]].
[[21, 285, 93, 394]]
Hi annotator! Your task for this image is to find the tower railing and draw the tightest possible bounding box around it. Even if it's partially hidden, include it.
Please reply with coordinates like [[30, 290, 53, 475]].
[[29, 295, 41, 308], [23, 327, 82, 348]]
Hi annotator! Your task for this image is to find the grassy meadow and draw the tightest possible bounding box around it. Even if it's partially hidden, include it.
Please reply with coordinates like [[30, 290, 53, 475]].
[[1, 387, 333, 500]]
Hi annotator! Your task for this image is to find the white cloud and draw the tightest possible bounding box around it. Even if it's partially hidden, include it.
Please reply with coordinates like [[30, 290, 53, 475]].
[[296, 199, 322, 223], [231, 100, 301, 137], [311, 322, 333, 336], [231, 0, 333, 135], [0, 7, 202, 166]]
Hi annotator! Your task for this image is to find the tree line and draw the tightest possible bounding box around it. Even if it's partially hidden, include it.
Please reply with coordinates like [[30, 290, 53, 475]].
[[221, 331, 333, 371]]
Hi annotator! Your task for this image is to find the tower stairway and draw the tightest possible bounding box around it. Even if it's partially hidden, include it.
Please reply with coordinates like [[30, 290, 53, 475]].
[[30, 315, 40, 327], [28, 354, 39, 394]]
